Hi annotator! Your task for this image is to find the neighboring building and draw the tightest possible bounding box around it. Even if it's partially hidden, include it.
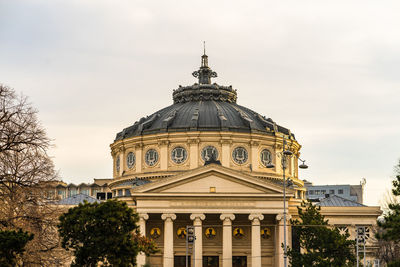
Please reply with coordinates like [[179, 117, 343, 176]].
[[45, 178, 113, 200], [304, 179, 366, 204], [56, 193, 100, 206], [105, 52, 381, 267]]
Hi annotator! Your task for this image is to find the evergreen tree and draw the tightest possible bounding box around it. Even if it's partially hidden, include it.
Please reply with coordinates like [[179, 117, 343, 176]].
[[286, 201, 356, 267], [58, 200, 157, 267], [0, 229, 34, 267], [376, 160, 400, 264]]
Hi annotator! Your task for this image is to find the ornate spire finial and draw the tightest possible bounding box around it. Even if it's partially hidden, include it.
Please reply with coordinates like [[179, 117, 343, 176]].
[[192, 43, 218, 84]]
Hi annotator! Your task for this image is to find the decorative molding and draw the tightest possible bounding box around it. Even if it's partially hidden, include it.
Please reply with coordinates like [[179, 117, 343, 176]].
[[135, 143, 144, 149], [187, 138, 200, 145], [220, 139, 232, 145], [249, 140, 260, 146], [161, 213, 177, 221], [157, 140, 170, 146]]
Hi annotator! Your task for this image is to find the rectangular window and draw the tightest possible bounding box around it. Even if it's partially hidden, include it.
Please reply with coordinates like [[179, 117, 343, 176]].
[[118, 189, 123, 196], [321, 190, 326, 194], [315, 190, 320, 195], [203, 256, 219, 267], [338, 189, 344, 194], [233, 256, 247, 267], [329, 189, 335, 194], [174, 256, 190, 267], [309, 190, 314, 195], [125, 189, 131, 196]]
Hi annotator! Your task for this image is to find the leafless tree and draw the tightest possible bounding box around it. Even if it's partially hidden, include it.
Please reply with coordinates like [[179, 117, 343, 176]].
[[0, 84, 70, 266]]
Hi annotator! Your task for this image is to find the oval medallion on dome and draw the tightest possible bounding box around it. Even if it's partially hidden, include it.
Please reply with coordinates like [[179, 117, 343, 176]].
[[126, 152, 135, 169], [145, 149, 159, 167], [116, 157, 120, 172], [201, 146, 219, 162], [260, 149, 272, 167], [171, 147, 187, 164], [232, 147, 248, 164]]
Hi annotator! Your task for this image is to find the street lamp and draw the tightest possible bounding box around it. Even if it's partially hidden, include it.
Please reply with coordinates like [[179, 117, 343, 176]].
[[267, 135, 308, 267]]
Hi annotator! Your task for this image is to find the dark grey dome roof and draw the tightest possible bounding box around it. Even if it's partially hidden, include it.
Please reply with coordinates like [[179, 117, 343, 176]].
[[115, 53, 294, 141]]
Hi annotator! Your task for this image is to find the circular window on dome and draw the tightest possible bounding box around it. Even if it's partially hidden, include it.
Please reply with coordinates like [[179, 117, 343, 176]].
[[126, 152, 135, 169], [115, 157, 120, 172], [171, 146, 187, 164], [260, 149, 272, 167], [232, 147, 248, 164], [201, 146, 219, 162], [145, 149, 159, 167]]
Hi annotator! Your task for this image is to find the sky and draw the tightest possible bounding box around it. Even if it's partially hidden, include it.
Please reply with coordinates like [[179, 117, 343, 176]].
[[1, 0, 400, 206]]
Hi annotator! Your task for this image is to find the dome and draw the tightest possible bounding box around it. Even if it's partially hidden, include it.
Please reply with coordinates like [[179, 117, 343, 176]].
[[115, 53, 294, 141]]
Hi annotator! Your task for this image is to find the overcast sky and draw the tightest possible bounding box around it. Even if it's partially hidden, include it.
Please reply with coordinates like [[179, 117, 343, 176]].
[[1, 0, 400, 206]]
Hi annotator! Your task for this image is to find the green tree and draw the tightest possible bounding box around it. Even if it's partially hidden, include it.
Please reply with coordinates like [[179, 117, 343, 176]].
[[286, 201, 356, 267], [58, 200, 157, 267], [0, 229, 34, 266], [376, 160, 400, 264]]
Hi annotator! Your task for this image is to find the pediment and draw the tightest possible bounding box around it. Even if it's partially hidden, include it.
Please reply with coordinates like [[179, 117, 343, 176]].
[[132, 164, 288, 195]]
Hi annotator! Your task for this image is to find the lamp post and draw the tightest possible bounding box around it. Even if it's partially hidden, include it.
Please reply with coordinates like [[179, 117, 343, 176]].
[[267, 135, 308, 267]]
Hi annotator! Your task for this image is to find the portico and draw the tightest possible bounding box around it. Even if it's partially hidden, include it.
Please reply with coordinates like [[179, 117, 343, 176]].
[[131, 164, 293, 267]]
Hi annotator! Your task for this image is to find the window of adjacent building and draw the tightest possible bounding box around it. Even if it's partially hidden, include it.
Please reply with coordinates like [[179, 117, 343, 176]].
[[321, 190, 326, 194], [330, 189, 335, 194], [309, 190, 314, 195], [315, 190, 320, 195], [68, 189, 77, 197], [81, 189, 89, 195], [338, 189, 344, 194]]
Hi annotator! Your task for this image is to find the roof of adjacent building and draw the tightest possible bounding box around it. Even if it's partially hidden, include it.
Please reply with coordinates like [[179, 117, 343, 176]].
[[115, 53, 294, 141], [317, 195, 365, 207], [56, 193, 100, 205]]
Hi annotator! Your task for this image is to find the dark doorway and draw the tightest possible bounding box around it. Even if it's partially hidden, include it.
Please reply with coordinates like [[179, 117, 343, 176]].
[[203, 256, 219, 267], [174, 256, 190, 267], [232, 256, 247, 267]]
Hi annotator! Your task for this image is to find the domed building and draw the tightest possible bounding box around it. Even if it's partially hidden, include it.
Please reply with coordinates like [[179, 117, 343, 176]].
[[108, 52, 380, 267]]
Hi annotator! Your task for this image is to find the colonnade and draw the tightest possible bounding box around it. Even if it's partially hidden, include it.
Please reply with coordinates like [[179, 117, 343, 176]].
[[137, 212, 288, 267]]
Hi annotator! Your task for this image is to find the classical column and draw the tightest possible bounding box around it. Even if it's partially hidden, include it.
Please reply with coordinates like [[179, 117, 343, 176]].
[[190, 213, 206, 267], [249, 213, 264, 267], [220, 213, 235, 267], [275, 214, 290, 267], [137, 213, 149, 267], [162, 213, 177, 267]]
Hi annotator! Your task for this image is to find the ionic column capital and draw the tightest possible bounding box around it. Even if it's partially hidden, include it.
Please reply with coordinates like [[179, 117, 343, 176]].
[[161, 213, 177, 221], [138, 213, 149, 221], [276, 213, 291, 222], [249, 213, 264, 222], [220, 213, 235, 222], [190, 213, 206, 221]]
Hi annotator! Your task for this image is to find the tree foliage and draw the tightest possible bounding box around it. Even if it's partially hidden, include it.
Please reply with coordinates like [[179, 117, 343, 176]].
[[376, 160, 400, 264], [0, 84, 67, 265], [286, 201, 356, 267], [0, 229, 34, 267], [58, 200, 157, 267]]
